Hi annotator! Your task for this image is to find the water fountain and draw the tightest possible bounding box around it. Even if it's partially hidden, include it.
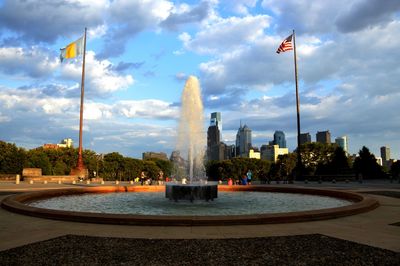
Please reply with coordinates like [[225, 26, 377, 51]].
[[0, 77, 380, 226], [166, 75, 217, 201]]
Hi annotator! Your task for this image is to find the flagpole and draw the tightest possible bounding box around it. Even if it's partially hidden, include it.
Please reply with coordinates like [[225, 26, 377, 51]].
[[292, 29, 302, 181], [76, 27, 87, 175]]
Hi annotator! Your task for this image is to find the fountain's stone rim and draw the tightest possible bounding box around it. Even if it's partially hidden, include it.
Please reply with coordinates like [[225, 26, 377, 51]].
[[1, 185, 379, 226]]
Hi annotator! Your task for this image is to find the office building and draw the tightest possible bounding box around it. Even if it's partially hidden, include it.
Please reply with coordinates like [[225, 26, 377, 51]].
[[380, 146, 392, 168], [225, 144, 236, 159], [261, 144, 289, 162], [299, 133, 311, 145], [142, 152, 168, 161], [248, 148, 261, 159], [380, 146, 390, 162], [210, 112, 222, 134], [335, 136, 349, 154], [207, 125, 225, 161], [236, 123, 252, 157], [316, 130, 331, 144], [43, 138, 73, 149], [272, 131, 287, 148]]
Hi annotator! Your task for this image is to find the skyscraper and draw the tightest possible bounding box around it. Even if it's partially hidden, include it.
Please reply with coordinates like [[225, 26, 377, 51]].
[[210, 112, 222, 137], [316, 130, 331, 144], [299, 133, 311, 145], [236, 123, 252, 157], [273, 130, 287, 148], [335, 136, 349, 154], [207, 125, 224, 161], [380, 146, 390, 162]]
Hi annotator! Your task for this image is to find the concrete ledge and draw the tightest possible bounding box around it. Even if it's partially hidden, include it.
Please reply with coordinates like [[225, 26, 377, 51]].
[[24, 176, 77, 182], [1, 185, 379, 226]]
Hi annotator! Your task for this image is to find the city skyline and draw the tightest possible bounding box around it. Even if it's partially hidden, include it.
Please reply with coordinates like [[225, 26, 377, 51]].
[[0, 1, 399, 159]]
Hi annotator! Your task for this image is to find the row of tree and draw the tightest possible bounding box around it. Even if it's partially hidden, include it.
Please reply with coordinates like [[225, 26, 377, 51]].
[[1, 140, 399, 181], [0, 141, 173, 181], [206, 143, 399, 181]]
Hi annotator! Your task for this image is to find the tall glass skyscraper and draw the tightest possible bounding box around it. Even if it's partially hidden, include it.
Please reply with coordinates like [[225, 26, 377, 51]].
[[236, 123, 252, 157], [380, 146, 390, 162], [335, 136, 349, 154], [273, 130, 287, 148], [210, 112, 222, 139]]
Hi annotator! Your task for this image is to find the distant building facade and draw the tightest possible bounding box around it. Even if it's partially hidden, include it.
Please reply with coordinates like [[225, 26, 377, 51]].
[[225, 144, 236, 159], [236, 124, 252, 157], [142, 152, 168, 161], [380, 146, 390, 162], [335, 136, 349, 154], [261, 144, 289, 162], [380, 146, 391, 168], [207, 125, 226, 161], [170, 151, 185, 167], [43, 138, 73, 149], [299, 133, 311, 145], [316, 130, 331, 144], [272, 131, 287, 148], [248, 148, 261, 159], [210, 112, 222, 138]]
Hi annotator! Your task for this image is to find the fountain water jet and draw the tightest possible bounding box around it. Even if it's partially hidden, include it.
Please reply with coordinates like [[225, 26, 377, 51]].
[[176, 75, 206, 182], [167, 76, 217, 201]]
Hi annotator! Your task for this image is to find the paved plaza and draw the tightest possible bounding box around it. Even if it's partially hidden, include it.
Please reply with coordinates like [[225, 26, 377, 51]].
[[0, 180, 399, 264]]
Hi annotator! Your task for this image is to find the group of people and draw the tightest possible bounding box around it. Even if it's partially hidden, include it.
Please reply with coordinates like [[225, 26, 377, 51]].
[[227, 170, 252, 186], [135, 170, 167, 185], [134, 170, 254, 186]]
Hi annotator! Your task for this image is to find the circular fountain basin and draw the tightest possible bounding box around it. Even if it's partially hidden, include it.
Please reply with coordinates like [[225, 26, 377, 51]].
[[1, 186, 379, 226]]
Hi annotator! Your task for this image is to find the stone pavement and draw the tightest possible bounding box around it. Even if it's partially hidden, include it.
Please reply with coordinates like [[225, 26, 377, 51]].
[[0, 180, 399, 252]]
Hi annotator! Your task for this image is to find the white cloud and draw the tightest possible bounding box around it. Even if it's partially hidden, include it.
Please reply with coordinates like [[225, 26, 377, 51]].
[[0, 46, 59, 78], [85, 102, 113, 120], [0, 112, 11, 123], [116, 99, 179, 119], [0, 0, 107, 43], [181, 15, 271, 54], [60, 51, 134, 95]]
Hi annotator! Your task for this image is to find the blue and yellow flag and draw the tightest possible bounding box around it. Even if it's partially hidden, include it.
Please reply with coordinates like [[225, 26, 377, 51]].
[[60, 36, 84, 62]]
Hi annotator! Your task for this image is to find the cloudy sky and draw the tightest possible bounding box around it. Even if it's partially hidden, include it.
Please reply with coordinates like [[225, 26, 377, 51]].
[[0, 0, 399, 159]]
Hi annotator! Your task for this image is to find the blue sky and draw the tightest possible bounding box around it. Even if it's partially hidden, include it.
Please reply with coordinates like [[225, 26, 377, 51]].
[[0, 0, 399, 160]]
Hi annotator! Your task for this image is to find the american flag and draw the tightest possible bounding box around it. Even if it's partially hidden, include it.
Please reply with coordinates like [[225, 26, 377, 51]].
[[276, 34, 293, 54]]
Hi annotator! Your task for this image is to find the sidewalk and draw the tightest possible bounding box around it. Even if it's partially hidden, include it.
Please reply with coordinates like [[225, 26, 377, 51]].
[[1, 181, 399, 252]]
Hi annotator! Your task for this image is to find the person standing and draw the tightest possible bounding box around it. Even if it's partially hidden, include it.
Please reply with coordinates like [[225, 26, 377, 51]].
[[246, 170, 252, 185]]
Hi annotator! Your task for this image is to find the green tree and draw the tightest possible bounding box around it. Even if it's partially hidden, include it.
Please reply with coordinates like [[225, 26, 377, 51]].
[[82, 150, 99, 178], [25, 148, 52, 175], [53, 160, 68, 175], [353, 146, 384, 179], [299, 142, 336, 175], [327, 147, 351, 175], [390, 161, 400, 179], [268, 153, 296, 181], [123, 157, 143, 180], [102, 152, 124, 180], [0, 141, 26, 174], [143, 160, 160, 180], [148, 158, 173, 177]]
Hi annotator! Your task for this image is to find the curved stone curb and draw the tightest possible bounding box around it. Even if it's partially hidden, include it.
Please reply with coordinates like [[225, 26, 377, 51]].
[[1, 185, 379, 226]]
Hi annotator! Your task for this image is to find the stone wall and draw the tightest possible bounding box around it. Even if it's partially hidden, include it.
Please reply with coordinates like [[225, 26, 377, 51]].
[[24, 175, 78, 182], [22, 168, 42, 177], [0, 174, 17, 181]]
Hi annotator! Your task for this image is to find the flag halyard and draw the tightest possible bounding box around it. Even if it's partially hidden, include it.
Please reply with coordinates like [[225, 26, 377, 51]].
[[276, 34, 293, 54]]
